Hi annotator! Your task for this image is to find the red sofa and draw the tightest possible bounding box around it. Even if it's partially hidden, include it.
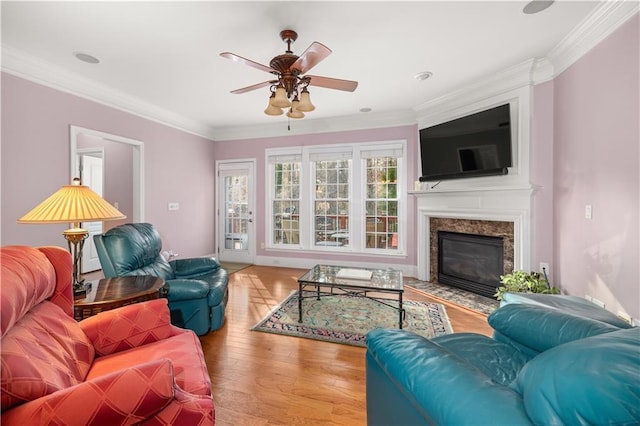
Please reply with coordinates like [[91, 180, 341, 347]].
[[1, 245, 215, 425]]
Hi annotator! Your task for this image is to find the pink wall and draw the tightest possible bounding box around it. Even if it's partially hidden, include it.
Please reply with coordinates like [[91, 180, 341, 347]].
[[553, 14, 639, 319], [213, 125, 420, 267], [1, 73, 217, 258]]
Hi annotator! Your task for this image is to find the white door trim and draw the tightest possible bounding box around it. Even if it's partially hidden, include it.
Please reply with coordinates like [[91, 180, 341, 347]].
[[215, 159, 256, 264]]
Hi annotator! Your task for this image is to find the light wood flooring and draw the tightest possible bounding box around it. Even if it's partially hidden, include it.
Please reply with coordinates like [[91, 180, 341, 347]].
[[199, 265, 492, 426]]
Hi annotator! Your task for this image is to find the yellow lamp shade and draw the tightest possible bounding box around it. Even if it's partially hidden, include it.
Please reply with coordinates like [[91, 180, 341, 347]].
[[18, 183, 126, 224]]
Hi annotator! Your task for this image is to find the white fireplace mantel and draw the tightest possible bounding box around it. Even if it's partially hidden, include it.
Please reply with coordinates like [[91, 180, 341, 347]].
[[413, 185, 534, 281]]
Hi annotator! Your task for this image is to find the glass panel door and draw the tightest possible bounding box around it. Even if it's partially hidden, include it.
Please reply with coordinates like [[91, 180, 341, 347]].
[[217, 161, 255, 263]]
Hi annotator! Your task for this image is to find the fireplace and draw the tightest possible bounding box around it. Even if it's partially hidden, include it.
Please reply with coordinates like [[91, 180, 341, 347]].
[[438, 231, 504, 298]]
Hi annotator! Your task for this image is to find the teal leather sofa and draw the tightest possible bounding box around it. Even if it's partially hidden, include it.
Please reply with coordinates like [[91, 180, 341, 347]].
[[366, 300, 639, 425], [94, 223, 229, 336]]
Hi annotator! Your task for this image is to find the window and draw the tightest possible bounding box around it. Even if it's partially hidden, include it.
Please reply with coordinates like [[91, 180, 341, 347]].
[[365, 157, 398, 250], [313, 158, 350, 247], [266, 141, 405, 254], [270, 154, 301, 245]]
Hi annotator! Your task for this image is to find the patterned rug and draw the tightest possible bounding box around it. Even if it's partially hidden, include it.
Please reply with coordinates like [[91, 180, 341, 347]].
[[251, 290, 453, 347]]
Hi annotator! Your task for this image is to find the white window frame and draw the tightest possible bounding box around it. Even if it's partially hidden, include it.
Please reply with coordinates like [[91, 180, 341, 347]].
[[265, 140, 407, 255]]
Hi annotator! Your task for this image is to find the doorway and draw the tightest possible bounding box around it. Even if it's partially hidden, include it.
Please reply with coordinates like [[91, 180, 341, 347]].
[[216, 160, 255, 264], [76, 149, 105, 273], [70, 125, 144, 274]]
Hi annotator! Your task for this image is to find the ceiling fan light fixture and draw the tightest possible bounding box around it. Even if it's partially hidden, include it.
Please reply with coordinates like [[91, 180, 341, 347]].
[[272, 86, 291, 108], [297, 88, 315, 112], [264, 94, 284, 116], [286, 108, 304, 119]]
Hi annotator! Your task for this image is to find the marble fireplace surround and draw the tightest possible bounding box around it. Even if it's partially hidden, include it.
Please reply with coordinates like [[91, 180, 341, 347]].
[[414, 186, 533, 282]]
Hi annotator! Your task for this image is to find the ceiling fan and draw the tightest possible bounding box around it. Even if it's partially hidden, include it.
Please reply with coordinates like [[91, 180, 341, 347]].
[[220, 29, 358, 119]]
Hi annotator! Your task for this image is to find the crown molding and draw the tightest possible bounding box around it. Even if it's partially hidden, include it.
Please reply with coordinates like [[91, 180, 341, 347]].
[[413, 59, 536, 120], [1, 45, 218, 140], [2, 1, 636, 142], [210, 109, 418, 141], [547, 0, 639, 77]]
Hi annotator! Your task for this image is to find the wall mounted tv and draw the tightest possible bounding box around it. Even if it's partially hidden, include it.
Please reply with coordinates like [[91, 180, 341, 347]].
[[419, 103, 512, 181]]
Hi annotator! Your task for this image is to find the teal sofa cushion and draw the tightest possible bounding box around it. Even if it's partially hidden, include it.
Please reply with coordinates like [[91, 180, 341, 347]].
[[501, 292, 633, 329], [489, 304, 621, 356], [516, 327, 640, 425]]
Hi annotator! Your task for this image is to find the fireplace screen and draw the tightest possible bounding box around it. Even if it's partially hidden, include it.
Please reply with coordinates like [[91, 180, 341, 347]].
[[438, 231, 503, 298]]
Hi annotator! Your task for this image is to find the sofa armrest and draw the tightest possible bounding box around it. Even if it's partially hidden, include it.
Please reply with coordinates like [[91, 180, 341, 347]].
[[2, 359, 175, 425], [170, 257, 221, 278], [488, 304, 620, 354], [80, 298, 186, 356], [366, 329, 531, 425]]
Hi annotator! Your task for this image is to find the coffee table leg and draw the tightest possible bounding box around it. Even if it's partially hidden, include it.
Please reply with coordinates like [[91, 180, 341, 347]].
[[399, 292, 404, 329], [298, 282, 303, 323]]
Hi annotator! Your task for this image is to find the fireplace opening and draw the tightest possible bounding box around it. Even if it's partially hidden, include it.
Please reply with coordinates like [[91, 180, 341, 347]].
[[438, 231, 503, 298]]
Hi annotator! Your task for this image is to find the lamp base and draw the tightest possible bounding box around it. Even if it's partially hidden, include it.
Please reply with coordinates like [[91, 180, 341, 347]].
[[73, 285, 87, 298], [63, 227, 89, 294]]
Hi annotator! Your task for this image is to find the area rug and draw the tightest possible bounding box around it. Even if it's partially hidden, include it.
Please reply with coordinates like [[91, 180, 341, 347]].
[[251, 290, 453, 347]]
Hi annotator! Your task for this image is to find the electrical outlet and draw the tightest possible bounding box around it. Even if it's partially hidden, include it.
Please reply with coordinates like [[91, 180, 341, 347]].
[[168, 202, 179, 211], [585, 204, 592, 219], [617, 311, 632, 325]]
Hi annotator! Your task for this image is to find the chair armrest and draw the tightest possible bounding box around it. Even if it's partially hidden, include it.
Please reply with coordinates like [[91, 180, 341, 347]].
[[164, 278, 210, 302], [366, 329, 531, 425], [80, 298, 186, 356], [2, 359, 175, 425], [170, 257, 221, 278]]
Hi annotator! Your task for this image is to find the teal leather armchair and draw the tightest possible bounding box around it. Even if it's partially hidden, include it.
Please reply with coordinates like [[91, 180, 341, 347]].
[[366, 302, 639, 425], [93, 223, 229, 335]]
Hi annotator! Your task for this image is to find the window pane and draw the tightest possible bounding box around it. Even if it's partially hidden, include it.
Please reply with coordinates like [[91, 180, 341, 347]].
[[272, 161, 300, 245], [365, 157, 399, 250], [314, 159, 350, 247]]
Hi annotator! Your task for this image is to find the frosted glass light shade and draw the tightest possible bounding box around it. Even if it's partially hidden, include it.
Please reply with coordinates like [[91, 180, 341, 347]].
[[286, 108, 304, 119], [18, 183, 126, 224], [297, 89, 315, 112], [264, 95, 283, 116], [272, 86, 291, 108]]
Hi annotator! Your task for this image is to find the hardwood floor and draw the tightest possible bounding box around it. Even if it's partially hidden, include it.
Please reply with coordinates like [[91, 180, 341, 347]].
[[199, 265, 493, 425]]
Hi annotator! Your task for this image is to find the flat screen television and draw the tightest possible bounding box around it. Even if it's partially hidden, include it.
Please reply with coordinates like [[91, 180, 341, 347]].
[[419, 103, 512, 181]]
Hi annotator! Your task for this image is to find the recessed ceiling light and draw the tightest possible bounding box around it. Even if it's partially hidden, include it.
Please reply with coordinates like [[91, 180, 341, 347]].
[[523, 0, 554, 14], [73, 52, 100, 64], [414, 71, 433, 81], [360, 107, 372, 113]]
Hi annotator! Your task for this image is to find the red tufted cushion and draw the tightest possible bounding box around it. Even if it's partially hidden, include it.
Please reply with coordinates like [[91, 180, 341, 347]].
[[1, 301, 95, 410], [1, 246, 59, 336]]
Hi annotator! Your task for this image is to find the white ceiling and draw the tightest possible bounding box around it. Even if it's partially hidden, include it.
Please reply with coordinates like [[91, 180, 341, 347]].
[[0, 1, 622, 140]]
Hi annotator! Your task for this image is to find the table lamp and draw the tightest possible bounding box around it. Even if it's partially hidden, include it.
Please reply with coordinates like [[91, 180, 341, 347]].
[[18, 178, 126, 295]]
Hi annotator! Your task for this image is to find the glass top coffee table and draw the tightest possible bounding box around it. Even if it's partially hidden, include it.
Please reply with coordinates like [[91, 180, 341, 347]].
[[297, 264, 404, 328]]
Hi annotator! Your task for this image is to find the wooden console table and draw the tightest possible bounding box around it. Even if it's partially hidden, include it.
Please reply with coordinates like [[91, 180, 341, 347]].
[[74, 275, 166, 321]]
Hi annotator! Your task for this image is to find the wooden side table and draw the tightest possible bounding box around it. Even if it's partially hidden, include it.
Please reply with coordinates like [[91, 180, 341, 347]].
[[74, 275, 166, 321]]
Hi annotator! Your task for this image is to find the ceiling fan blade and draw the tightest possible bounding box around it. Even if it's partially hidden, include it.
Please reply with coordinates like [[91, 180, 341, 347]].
[[230, 80, 275, 94], [220, 52, 275, 74], [306, 75, 358, 92], [291, 42, 332, 74]]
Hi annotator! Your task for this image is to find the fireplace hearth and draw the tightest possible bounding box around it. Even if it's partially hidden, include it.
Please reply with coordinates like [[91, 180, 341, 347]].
[[438, 231, 504, 298]]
